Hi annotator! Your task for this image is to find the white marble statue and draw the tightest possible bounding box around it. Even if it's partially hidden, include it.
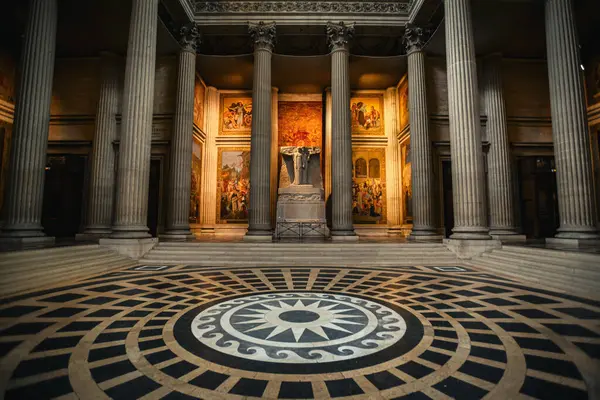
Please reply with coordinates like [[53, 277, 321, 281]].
[[280, 146, 321, 186]]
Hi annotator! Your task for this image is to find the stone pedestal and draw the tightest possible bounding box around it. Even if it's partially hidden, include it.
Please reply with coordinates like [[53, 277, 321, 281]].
[[276, 186, 328, 236], [444, 238, 502, 259], [99, 238, 158, 259]]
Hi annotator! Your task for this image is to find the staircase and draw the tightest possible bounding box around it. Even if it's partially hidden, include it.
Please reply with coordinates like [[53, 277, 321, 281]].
[[466, 245, 600, 297], [139, 242, 458, 267], [0, 244, 138, 297]]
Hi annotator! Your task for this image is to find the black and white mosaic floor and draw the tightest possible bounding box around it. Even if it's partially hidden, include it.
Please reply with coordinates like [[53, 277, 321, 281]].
[[1, 264, 599, 399]]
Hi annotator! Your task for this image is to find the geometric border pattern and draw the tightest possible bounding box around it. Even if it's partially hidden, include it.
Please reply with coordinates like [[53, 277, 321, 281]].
[[1, 264, 598, 399]]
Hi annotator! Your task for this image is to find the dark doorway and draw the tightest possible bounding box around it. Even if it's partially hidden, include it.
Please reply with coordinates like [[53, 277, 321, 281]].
[[517, 156, 559, 238], [442, 160, 454, 238], [42, 155, 86, 238], [147, 159, 161, 237]]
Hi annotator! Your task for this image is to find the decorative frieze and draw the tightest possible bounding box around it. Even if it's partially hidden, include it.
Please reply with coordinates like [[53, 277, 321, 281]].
[[195, 1, 410, 14]]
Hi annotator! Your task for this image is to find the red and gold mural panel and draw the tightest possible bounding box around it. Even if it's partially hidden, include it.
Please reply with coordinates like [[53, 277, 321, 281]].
[[352, 147, 387, 224], [399, 78, 409, 130], [278, 101, 323, 147], [351, 95, 384, 135], [193, 77, 205, 129], [220, 95, 252, 134]]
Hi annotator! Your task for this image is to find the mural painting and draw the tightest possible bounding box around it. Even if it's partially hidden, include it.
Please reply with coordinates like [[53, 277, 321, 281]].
[[278, 101, 323, 147], [399, 79, 409, 130], [401, 141, 412, 223], [352, 148, 386, 224], [0, 51, 16, 103], [189, 138, 202, 224], [351, 95, 384, 135], [193, 77, 205, 129], [221, 96, 252, 134], [217, 148, 251, 222]]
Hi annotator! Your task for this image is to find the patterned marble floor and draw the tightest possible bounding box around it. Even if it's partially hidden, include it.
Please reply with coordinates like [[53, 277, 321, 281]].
[[0, 263, 598, 399]]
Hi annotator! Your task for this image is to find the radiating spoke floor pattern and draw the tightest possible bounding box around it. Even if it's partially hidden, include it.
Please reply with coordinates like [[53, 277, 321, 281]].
[[0, 264, 599, 399]]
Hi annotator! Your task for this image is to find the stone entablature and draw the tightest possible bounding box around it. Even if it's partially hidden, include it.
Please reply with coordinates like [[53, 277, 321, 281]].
[[191, 1, 414, 26]]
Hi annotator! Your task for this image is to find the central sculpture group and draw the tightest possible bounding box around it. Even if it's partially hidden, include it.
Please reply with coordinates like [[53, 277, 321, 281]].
[[280, 146, 321, 186]]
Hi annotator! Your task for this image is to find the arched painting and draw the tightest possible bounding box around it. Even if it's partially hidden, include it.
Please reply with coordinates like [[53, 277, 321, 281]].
[[369, 158, 380, 179], [355, 158, 367, 178]]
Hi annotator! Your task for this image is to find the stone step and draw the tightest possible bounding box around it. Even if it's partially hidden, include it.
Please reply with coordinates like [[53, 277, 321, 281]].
[[138, 258, 459, 267], [0, 244, 100, 261], [482, 252, 600, 281], [471, 256, 599, 295], [500, 245, 600, 263], [0, 258, 137, 297], [0, 248, 117, 270], [145, 250, 454, 257], [156, 242, 444, 249]]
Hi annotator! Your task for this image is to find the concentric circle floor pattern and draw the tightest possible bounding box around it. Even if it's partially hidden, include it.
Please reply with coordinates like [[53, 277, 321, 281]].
[[0, 264, 599, 399]]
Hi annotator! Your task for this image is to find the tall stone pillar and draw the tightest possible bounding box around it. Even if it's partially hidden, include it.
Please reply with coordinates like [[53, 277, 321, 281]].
[[108, 0, 159, 240], [0, 0, 57, 248], [79, 53, 120, 240], [100, 0, 159, 258], [200, 87, 219, 233], [404, 25, 442, 241], [384, 87, 402, 235], [545, 0, 599, 246], [245, 21, 276, 241], [162, 24, 200, 241], [483, 54, 525, 242], [444, 0, 490, 241], [327, 22, 357, 240]]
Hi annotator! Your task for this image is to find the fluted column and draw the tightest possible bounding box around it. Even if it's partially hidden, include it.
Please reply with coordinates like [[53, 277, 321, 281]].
[[328, 22, 357, 239], [245, 21, 276, 240], [0, 0, 57, 246], [483, 54, 523, 240], [80, 53, 120, 238], [545, 0, 599, 243], [385, 87, 402, 234], [404, 25, 441, 241], [200, 87, 219, 232], [445, 0, 490, 240], [163, 24, 200, 241], [109, 0, 159, 239]]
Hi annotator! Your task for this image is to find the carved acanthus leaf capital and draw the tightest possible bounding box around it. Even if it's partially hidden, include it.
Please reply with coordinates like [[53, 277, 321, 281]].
[[326, 21, 355, 52], [179, 23, 201, 52], [403, 24, 430, 54], [249, 21, 277, 51]]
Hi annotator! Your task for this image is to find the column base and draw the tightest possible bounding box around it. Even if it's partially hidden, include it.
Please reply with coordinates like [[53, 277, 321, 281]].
[[546, 237, 600, 249], [491, 233, 527, 243], [0, 236, 55, 251], [109, 225, 151, 239], [99, 237, 158, 259], [331, 232, 359, 242], [387, 226, 404, 236], [443, 238, 502, 259], [408, 233, 444, 243], [159, 233, 194, 242]]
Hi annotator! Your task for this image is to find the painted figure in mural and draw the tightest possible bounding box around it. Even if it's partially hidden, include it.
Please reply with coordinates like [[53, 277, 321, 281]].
[[280, 146, 321, 185], [224, 101, 252, 130], [352, 178, 384, 221], [220, 151, 250, 220], [351, 101, 382, 130]]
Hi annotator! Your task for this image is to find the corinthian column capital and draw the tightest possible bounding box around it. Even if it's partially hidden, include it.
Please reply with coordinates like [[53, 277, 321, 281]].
[[179, 23, 201, 53], [326, 21, 355, 52], [403, 24, 430, 55], [249, 21, 276, 51]]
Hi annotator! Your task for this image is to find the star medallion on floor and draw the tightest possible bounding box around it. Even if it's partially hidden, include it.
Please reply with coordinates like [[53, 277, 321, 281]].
[[0, 265, 598, 399]]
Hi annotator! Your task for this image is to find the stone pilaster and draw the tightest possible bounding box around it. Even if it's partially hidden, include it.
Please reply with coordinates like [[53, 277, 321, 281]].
[[404, 24, 442, 241], [544, 0, 599, 246], [327, 22, 357, 240], [79, 53, 120, 240], [162, 24, 200, 241], [444, 0, 490, 240], [384, 87, 402, 235], [200, 87, 219, 233], [108, 0, 159, 240], [483, 54, 525, 241], [0, 0, 57, 248], [270, 87, 279, 226], [245, 21, 276, 240]]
